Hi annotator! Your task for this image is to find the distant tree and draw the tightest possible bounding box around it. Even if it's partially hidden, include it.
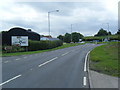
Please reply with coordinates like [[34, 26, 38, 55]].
[[57, 35, 64, 41], [72, 32, 84, 43], [1, 31, 8, 34], [64, 33, 71, 43], [94, 28, 108, 36], [116, 29, 120, 35], [108, 31, 112, 35]]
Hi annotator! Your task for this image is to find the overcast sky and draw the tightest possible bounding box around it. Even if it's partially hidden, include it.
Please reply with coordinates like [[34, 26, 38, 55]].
[[0, 0, 119, 37]]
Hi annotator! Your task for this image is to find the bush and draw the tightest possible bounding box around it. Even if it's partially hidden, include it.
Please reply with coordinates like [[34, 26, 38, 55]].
[[2, 40, 63, 53], [2, 45, 25, 53], [28, 40, 63, 51]]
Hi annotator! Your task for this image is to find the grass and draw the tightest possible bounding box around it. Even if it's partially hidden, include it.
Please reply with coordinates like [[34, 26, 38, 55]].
[[2, 43, 85, 57], [90, 42, 119, 77], [83, 35, 118, 40]]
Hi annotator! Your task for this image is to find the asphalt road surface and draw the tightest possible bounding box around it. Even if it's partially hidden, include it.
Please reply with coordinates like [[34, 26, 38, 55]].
[[1, 43, 101, 88]]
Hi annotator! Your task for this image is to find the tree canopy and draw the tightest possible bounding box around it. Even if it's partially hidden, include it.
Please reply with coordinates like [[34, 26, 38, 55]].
[[94, 28, 111, 36], [57, 35, 64, 41], [64, 33, 71, 43], [57, 32, 84, 43], [72, 32, 83, 43]]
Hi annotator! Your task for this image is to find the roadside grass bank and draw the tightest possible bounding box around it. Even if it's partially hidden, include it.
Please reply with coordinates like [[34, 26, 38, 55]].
[[2, 43, 85, 57], [89, 42, 119, 77]]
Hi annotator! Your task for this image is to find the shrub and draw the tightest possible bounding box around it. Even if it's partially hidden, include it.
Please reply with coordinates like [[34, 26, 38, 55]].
[[2, 45, 25, 53], [2, 40, 63, 53], [28, 40, 63, 51]]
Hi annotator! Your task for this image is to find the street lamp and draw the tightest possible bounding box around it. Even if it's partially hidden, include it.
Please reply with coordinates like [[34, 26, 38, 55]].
[[48, 10, 59, 39]]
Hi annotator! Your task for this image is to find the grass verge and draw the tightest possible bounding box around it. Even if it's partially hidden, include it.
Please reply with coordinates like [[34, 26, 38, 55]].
[[2, 43, 85, 57], [89, 42, 119, 77]]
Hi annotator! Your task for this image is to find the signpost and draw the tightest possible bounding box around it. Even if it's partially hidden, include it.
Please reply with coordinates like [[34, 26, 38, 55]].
[[12, 36, 28, 46]]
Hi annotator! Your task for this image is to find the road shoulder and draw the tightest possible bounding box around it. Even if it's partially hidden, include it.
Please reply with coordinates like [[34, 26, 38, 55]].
[[89, 70, 119, 88]]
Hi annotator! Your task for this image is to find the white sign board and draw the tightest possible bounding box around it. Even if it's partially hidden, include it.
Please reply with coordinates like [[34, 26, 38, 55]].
[[12, 36, 28, 46]]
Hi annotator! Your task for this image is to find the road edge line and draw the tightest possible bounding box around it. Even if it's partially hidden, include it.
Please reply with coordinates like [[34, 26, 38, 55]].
[[84, 51, 90, 72], [87, 50, 93, 89]]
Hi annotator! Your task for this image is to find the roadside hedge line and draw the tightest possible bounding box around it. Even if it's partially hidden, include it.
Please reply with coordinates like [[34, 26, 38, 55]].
[[2, 40, 63, 53], [28, 40, 63, 51], [83, 35, 119, 41]]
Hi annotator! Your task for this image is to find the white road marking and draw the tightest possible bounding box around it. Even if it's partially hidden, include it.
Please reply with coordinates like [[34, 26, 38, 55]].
[[38, 57, 58, 67], [23, 57, 27, 59], [84, 51, 90, 72], [61, 52, 69, 56], [15, 58, 20, 61], [0, 75, 22, 86], [4, 61, 9, 63], [83, 77, 87, 86]]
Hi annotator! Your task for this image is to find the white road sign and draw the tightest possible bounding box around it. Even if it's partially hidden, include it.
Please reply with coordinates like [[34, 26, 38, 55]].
[[12, 36, 28, 46]]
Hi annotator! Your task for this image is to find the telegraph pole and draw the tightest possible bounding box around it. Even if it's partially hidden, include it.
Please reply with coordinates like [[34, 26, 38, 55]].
[[71, 24, 72, 42]]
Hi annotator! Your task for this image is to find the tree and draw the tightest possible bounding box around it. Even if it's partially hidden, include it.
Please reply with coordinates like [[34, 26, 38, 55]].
[[108, 31, 112, 35], [116, 29, 120, 35], [94, 28, 108, 36], [57, 35, 64, 41], [64, 33, 71, 43], [72, 32, 84, 43]]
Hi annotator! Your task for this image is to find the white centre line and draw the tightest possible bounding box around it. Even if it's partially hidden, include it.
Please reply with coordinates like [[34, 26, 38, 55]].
[[15, 58, 20, 61], [23, 57, 27, 59], [83, 77, 87, 86], [84, 51, 90, 72], [4, 61, 9, 63], [61, 52, 69, 56], [0, 75, 22, 86], [38, 57, 58, 67]]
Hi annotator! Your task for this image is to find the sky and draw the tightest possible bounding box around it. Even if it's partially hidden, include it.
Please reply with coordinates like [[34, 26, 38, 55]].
[[0, 0, 119, 37]]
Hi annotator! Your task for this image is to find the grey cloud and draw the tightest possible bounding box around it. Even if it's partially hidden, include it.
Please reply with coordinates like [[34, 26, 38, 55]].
[[1, 1, 118, 37]]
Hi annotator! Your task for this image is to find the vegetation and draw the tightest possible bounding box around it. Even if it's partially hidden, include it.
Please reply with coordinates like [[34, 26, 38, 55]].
[[57, 32, 83, 43], [63, 33, 71, 43], [90, 42, 119, 77], [83, 35, 119, 41], [2, 43, 85, 57], [57, 35, 64, 41], [94, 28, 111, 36], [28, 40, 63, 51], [2, 40, 63, 53], [2, 45, 25, 53], [72, 32, 83, 43], [115, 29, 120, 35]]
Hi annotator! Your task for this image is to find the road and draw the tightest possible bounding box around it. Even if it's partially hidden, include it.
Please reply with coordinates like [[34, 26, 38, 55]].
[[1, 43, 101, 88]]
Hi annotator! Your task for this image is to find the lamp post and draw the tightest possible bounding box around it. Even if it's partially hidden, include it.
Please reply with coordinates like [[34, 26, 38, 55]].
[[48, 10, 59, 39]]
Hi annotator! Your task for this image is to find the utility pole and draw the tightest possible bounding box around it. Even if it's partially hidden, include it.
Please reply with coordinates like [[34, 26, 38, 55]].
[[71, 24, 72, 42], [48, 12, 50, 39], [107, 23, 110, 41]]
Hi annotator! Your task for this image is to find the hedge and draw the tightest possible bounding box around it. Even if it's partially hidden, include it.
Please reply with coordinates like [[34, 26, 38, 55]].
[[2, 45, 25, 53], [28, 40, 63, 51], [2, 40, 63, 53], [83, 35, 119, 41]]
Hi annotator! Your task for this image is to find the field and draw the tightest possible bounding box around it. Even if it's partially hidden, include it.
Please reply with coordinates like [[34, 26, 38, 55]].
[[90, 42, 119, 77]]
